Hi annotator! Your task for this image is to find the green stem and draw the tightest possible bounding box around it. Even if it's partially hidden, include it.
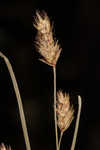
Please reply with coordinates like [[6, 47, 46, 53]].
[[71, 95, 82, 150], [53, 66, 59, 150], [0, 52, 31, 150]]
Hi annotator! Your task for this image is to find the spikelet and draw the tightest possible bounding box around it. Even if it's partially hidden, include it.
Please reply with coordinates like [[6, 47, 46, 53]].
[[56, 91, 74, 133], [0, 143, 12, 150], [33, 11, 61, 67]]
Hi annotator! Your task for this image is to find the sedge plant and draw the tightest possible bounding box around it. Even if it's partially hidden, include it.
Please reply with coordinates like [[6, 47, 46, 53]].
[[0, 10, 82, 150], [33, 10, 82, 150]]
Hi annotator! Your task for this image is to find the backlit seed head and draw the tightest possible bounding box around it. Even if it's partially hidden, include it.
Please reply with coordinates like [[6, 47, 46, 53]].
[[34, 11, 51, 33], [33, 11, 61, 67], [56, 91, 74, 133]]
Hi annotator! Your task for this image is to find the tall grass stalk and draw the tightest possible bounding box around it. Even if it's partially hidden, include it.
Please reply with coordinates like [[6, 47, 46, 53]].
[[71, 96, 82, 150], [58, 131, 63, 150], [0, 52, 31, 150], [53, 66, 59, 150]]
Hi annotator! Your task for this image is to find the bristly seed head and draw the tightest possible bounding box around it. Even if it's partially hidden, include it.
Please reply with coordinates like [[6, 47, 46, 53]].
[[56, 91, 74, 133], [0, 143, 12, 150], [33, 10, 62, 67]]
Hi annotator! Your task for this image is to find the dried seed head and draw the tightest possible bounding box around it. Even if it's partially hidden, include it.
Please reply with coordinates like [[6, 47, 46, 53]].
[[0, 143, 12, 150], [34, 11, 51, 33], [33, 11, 61, 67], [56, 91, 74, 133]]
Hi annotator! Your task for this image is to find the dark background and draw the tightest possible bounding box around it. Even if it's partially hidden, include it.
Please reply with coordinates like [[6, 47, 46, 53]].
[[0, 0, 100, 150]]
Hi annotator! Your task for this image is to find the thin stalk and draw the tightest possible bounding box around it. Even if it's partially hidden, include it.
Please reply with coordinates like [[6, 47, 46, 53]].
[[71, 95, 82, 150], [0, 52, 31, 150], [59, 132, 63, 150], [53, 66, 59, 150]]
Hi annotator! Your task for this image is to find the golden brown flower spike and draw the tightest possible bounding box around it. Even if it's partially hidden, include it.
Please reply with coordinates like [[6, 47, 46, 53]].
[[56, 91, 74, 149], [33, 11, 61, 67], [0, 143, 12, 150], [57, 91, 74, 133]]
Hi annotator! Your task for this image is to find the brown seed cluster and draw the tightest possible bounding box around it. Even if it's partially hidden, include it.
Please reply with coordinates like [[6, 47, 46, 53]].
[[0, 143, 12, 150], [56, 91, 74, 133], [33, 11, 61, 67]]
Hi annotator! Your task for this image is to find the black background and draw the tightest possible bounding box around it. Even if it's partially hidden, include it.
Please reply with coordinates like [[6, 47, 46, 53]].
[[0, 0, 100, 150]]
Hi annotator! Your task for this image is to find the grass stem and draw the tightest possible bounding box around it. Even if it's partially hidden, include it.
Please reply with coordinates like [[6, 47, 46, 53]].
[[53, 66, 59, 150], [71, 95, 82, 150], [59, 132, 63, 150], [0, 52, 31, 150]]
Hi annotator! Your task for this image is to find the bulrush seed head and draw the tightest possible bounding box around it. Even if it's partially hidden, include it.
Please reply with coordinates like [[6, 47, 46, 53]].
[[56, 91, 74, 133], [0, 143, 12, 150], [33, 11, 61, 67]]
